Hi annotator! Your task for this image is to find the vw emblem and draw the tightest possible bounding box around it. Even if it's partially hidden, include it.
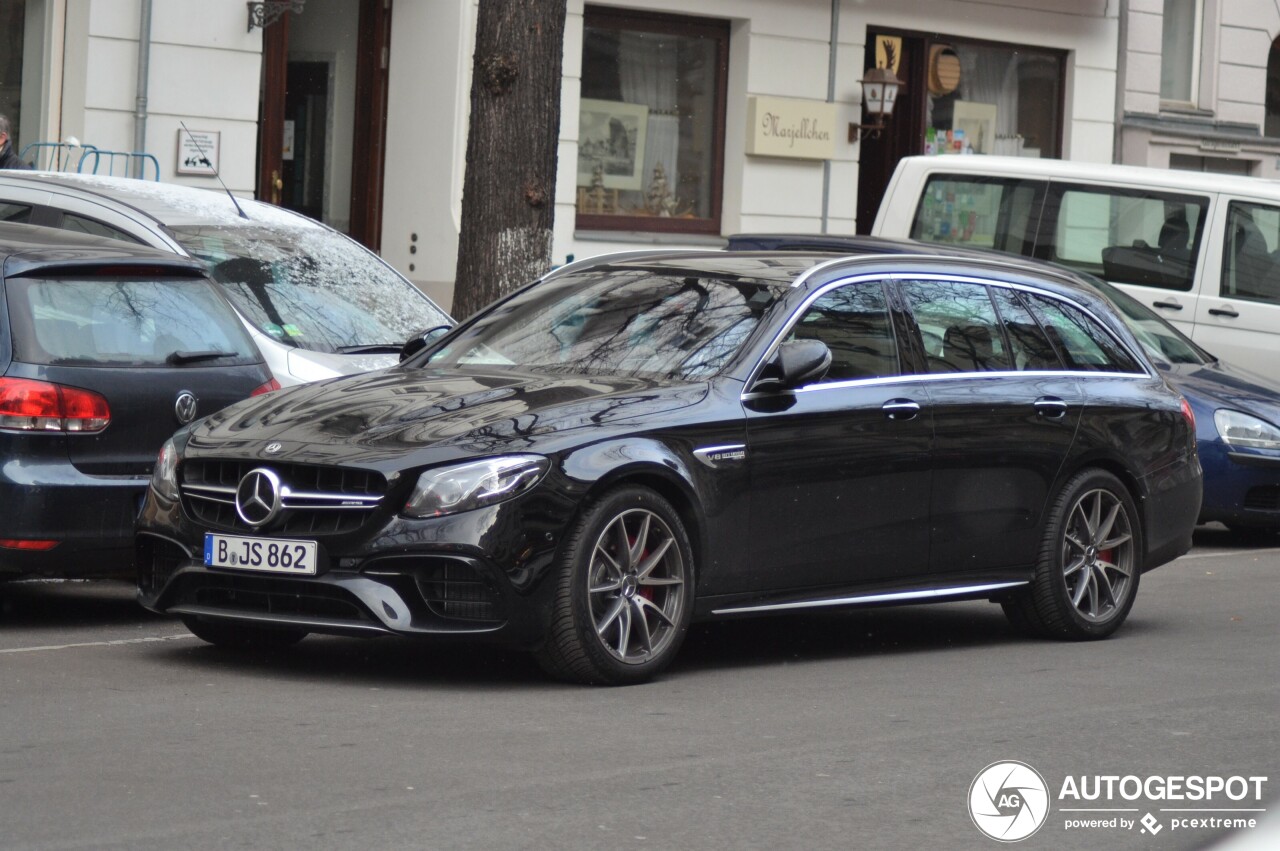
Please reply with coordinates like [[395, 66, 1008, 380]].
[[264, 442, 283, 455], [174, 391, 198, 425], [235, 468, 284, 528]]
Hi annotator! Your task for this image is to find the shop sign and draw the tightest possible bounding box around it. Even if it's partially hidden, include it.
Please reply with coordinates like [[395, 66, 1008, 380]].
[[746, 96, 837, 161]]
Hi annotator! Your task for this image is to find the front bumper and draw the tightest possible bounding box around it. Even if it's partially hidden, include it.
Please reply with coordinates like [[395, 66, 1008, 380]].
[[1197, 439, 1280, 530], [135, 484, 570, 648]]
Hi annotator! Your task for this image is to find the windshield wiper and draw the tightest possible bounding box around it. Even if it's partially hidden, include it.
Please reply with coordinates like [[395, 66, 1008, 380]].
[[167, 350, 235, 364], [337, 343, 402, 354]]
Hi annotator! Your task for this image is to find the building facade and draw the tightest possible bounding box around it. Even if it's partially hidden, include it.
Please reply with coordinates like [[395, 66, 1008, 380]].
[[1117, 0, 1280, 175], [4, 0, 1130, 311]]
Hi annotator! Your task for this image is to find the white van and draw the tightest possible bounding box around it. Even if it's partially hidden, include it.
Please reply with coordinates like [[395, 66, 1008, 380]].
[[873, 155, 1280, 375]]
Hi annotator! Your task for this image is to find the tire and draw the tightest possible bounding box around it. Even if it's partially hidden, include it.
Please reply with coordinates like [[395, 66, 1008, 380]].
[[1003, 469, 1141, 640], [181, 615, 308, 650], [535, 486, 694, 685]]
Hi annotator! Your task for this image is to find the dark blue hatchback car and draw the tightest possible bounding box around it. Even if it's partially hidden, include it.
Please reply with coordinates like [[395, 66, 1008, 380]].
[[0, 223, 276, 579], [729, 234, 1280, 533]]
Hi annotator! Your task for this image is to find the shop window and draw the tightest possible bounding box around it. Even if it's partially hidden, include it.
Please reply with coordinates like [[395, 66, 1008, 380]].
[[1161, 0, 1203, 104], [923, 40, 1063, 159], [577, 7, 728, 235]]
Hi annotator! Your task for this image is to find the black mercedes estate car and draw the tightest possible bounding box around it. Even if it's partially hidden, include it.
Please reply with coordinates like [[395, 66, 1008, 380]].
[[137, 250, 1202, 684], [0, 223, 276, 579]]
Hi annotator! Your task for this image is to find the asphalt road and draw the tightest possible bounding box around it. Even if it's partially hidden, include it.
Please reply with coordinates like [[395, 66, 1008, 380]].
[[0, 527, 1275, 851]]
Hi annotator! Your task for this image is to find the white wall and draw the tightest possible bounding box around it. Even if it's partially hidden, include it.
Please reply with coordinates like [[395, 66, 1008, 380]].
[[61, 0, 261, 192], [380, 0, 474, 310]]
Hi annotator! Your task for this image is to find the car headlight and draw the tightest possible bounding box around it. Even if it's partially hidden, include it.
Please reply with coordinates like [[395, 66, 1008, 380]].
[[403, 455, 549, 518], [1213, 409, 1280, 450], [152, 438, 181, 501]]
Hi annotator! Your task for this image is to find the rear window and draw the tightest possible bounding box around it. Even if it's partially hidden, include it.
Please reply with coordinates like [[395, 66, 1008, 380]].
[[910, 176, 1043, 255], [5, 275, 260, 367]]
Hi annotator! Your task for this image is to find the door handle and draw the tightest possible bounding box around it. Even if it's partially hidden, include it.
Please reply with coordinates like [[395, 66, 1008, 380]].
[[1152, 299, 1183, 311], [1034, 397, 1069, 419], [882, 399, 921, 421], [1208, 306, 1239, 318]]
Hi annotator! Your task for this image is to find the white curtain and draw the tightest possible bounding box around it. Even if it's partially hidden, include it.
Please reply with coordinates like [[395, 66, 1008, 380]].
[[960, 47, 1019, 140], [618, 33, 680, 195]]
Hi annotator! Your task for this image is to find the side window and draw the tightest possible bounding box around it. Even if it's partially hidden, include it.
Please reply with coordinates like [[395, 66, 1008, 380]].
[[1042, 185, 1207, 292], [1023, 293, 1143, 373], [792, 282, 899, 382], [0, 203, 32, 223], [1222, 201, 1280, 304], [990, 288, 1062, 370], [910, 175, 1043, 255], [899, 280, 1011, 374], [58, 213, 143, 245]]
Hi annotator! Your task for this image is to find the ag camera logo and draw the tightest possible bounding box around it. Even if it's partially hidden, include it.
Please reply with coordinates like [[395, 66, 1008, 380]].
[[969, 761, 1051, 842]]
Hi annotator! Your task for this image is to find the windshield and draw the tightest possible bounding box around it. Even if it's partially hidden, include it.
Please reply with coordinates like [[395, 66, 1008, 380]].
[[170, 224, 450, 353], [425, 269, 786, 380], [1090, 279, 1212, 366], [7, 275, 259, 367]]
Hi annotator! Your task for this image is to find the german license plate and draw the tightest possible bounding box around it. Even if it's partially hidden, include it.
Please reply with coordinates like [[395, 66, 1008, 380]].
[[204, 533, 318, 576]]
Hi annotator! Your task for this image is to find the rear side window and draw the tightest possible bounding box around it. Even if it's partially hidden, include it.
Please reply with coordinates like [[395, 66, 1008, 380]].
[[5, 275, 260, 367], [899, 280, 1011, 374], [792, 282, 899, 382], [1, 203, 31, 224], [1221, 201, 1280, 305], [1022, 293, 1143, 374], [910, 176, 1043, 255], [1041, 185, 1207, 292], [990, 288, 1062, 370], [58, 213, 143, 245]]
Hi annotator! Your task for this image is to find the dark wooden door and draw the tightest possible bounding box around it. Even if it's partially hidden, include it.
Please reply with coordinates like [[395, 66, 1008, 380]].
[[856, 32, 926, 234], [349, 0, 393, 251], [256, 14, 289, 206]]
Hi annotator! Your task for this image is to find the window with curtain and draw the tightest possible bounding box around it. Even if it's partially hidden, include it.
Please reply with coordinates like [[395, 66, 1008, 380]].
[[578, 7, 728, 235], [923, 39, 1064, 160], [1161, 0, 1203, 103]]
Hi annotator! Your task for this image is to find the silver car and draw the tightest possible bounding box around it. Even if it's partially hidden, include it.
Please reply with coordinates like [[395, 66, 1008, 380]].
[[0, 172, 452, 385]]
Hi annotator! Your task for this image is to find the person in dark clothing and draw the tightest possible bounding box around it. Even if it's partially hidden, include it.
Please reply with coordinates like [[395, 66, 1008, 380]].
[[0, 114, 32, 169]]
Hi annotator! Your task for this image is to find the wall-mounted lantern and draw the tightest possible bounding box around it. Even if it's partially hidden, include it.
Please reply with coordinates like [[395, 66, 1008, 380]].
[[849, 67, 905, 142], [247, 0, 306, 33]]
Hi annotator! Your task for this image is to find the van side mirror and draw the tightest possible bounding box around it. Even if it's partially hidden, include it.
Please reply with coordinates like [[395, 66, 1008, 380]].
[[751, 339, 832, 392], [399, 325, 452, 362]]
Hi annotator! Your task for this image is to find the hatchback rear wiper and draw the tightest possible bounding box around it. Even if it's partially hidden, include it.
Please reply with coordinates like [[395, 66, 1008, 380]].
[[337, 343, 402, 354], [167, 350, 235, 364]]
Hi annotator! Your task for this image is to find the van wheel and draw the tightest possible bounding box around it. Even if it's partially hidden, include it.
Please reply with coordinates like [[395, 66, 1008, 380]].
[[181, 615, 308, 649], [535, 486, 693, 685], [1003, 469, 1140, 639]]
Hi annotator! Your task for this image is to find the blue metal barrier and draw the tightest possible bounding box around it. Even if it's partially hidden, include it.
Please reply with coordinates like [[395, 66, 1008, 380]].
[[18, 142, 160, 180]]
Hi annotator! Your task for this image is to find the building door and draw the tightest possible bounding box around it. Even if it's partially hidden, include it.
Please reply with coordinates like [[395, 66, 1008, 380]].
[[256, 0, 392, 249], [856, 32, 926, 234]]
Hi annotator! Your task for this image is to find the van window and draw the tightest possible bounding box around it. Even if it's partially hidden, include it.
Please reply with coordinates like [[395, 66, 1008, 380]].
[[910, 176, 1043, 255], [1041, 186, 1207, 293], [1222, 202, 1280, 305]]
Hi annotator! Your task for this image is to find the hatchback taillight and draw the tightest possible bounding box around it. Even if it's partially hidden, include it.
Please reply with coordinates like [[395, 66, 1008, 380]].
[[1180, 397, 1196, 432], [0, 377, 110, 433], [251, 378, 282, 397], [0, 538, 59, 551]]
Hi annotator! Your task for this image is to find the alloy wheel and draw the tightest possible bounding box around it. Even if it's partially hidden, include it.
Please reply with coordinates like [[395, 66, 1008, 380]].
[[1060, 488, 1135, 623]]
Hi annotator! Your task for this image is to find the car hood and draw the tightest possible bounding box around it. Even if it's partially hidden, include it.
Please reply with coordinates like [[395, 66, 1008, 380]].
[[185, 365, 708, 468], [1164, 360, 1280, 426]]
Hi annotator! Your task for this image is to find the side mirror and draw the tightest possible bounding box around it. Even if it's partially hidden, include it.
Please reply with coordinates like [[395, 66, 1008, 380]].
[[399, 325, 452, 362], [752, 339, 832, 392]]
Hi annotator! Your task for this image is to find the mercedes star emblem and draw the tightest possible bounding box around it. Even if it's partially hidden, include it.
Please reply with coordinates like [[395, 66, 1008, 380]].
[[235, 468, 284, 528], [174, 391, 198, 425]]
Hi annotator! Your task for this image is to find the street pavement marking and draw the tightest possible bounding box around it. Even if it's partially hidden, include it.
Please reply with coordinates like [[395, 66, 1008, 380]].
[[0, 633, 197, 654]]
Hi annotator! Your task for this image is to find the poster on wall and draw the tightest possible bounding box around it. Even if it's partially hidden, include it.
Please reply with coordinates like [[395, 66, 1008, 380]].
[[577, 99, 649, 191], [953, 102, 998, 155], [176, 129, 220, 176]]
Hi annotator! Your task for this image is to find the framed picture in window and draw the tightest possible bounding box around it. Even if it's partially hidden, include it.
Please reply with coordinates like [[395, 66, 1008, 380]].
[[577, 99, 649, 191]]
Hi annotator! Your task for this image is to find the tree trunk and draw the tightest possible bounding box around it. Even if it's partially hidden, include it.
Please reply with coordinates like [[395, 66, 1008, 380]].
[[453, 0, 567, 319]]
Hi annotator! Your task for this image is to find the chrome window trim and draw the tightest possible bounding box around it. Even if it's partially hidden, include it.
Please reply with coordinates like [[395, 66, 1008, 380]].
[[710, 580, 1030, 615], [740, 271, 1153, 401], [537, 248, 713, 285]]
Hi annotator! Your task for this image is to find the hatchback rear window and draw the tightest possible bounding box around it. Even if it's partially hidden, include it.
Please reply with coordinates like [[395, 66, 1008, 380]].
[[5, 275, 260, 367]]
